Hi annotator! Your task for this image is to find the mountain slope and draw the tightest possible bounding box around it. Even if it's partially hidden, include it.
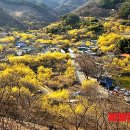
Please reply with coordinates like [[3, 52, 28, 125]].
[[55, 0, 89, 15], [0, 0, 58, 29], [0, 8, 25, 30], [28, 0, 89, 16], [73, 0, 130, 19], [29, 0, 59, 8], [73, 0, 110, 17]]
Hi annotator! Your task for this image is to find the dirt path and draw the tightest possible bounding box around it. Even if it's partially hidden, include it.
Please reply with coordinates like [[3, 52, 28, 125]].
[[69, 50, 109, 98]]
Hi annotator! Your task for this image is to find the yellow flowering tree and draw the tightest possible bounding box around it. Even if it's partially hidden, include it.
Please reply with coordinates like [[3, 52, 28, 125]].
[[98, 33, 122, 53]]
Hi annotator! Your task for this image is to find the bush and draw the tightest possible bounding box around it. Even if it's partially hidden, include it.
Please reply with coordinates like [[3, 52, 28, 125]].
[[82, 80, 96, 89], [119, 2, 130, 19], [118, 38, 130, 53], [121, 20, 130, 26], [61, 13, 80, 27]]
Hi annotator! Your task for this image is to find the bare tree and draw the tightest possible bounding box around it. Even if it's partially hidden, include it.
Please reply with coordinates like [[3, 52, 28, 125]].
[[75, 54, 101, 79]]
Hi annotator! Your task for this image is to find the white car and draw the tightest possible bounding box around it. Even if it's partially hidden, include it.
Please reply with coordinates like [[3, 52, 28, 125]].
[[119, 88, 127, 94], [124, 91, 130, 97], [114, 86, 120, 92]]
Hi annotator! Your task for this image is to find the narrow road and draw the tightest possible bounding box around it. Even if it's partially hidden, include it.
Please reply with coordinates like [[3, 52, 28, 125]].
[[69, 48, 109, 98]]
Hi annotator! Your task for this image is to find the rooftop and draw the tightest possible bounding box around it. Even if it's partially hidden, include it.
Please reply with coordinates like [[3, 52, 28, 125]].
[[120, 54, 130, 57]]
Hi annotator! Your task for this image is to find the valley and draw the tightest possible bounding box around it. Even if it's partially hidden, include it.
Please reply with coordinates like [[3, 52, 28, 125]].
[[0, 0, 130, 130]]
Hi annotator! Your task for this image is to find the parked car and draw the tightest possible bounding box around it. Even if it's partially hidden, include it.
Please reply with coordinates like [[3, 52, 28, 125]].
[[124, 91, 130, 96], [113, 86, 120, 92], [119, 88, 127, 94]]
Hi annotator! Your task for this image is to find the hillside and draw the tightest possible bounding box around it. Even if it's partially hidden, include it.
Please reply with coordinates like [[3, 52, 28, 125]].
[[0, 1, 130, 129], [0, 13, 130, 129], [28, 0, 59, 8], [0, 0, 58, 30], [73, 0, 130, 19], [28, 0, 89, 16], [0, 8, 25, 30], [0, 0, 129, 30], [73, 0, 110, 17], [55, 0, 89, 15]]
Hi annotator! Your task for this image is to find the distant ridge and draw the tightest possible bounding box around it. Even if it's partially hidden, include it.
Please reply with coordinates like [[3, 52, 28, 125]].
[[29, 0, 89, 16], [0, 0, 58, 30], [73, 0, 130, 19], [0, 8, 25, 30]]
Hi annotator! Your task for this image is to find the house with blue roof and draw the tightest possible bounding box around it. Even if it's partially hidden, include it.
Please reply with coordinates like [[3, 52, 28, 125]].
[[98, 77, 114, 90], [15, 41, 26, 48]]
